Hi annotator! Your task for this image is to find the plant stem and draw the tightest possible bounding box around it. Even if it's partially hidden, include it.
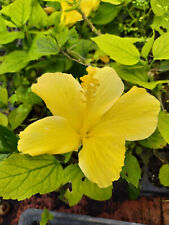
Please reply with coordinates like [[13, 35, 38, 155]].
[[60, 49, 89, 66], [78, 9, 101, 36]]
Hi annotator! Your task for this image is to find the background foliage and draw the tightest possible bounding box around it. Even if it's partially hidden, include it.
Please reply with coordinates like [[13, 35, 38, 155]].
[[0, 0, 169, 205]]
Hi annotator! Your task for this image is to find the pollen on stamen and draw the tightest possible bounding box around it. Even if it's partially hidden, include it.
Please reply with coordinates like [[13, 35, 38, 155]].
[[80, 66, 99, 103]]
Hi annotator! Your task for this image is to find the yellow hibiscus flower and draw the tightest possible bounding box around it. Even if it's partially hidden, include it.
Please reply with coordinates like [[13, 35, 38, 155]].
[[60, 0, 100, 26], [18, 67, 160, 188]]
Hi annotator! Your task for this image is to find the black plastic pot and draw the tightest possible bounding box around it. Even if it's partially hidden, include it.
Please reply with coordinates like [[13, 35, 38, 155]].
[[18, 208, 144, 225]]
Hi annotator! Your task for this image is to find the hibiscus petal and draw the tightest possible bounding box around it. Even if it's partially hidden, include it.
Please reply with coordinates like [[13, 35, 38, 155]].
[[79, 135, 125, 188], [83, 67, 124, 132], [32, 73, 85, 132], [18, 116, 81, 156], [60, 1, 82, 25], [91, 86, 160, 141]]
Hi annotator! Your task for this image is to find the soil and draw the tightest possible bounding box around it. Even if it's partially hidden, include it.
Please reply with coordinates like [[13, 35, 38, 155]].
[[0, 189, 168, 225]]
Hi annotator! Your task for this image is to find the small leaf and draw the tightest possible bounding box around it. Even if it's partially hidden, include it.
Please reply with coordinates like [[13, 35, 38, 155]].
[[153, 32, 169, 60], [0, 126, 18, 153], [141, 34, 154, 59], [92, 34, 140, 65], [1, 0, 32, 27], [159, 164, 169, 186], [139, 129, 167, 149], [0, 51, 29, 74], [63, 164, 84, 206], [150, 0, 169, 16], [158, 111, 169, 144], [151, 15, 169, 34], [0, 87, 8, 106], [0, 154, 63, 200], [28, 0, 48, 29], [28, 34, 59, 61], [9, 104, 32, 130], [92, 3, 118, 25], [40, 208, 54, 225], [121, 153, 141, 188], [0, 32, 24, 44], [82, 179, 112, 201], [0, 113, 8, 127]]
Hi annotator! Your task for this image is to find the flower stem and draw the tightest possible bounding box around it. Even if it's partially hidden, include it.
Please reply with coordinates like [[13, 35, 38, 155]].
[[78, 9, 101, 36]]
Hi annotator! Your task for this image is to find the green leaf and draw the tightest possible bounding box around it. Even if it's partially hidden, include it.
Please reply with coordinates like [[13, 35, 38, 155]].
[[82, 179, 112, 201], [0, 154, 63, 200], [28, 0, 48, 29], [158, 111, 169, 144], [0, 87, 8, 106], [63, 164, 84, 206], [159, 164, 169, 186], [150, 0, 169, 16], [40, 208, 54, 225], [153, 32, 169, 60], [101, 0, 122, 5], [0, 32, 24, 44], [0, 113, 8, 127], [0, 126, 18, 153], [92, 3, 118, 25], [121, 153, 141, 188], [141, 34, 154, 59], [0, 16, 7, 32], [63, 164, 112, 206], [9, 104, 32, 130], [28, 34, 59, 61], [112, 64, 169, 89], [0, 51, 29, 74], [1, 0, 32, 27], [151, 15, 169, 34], [139, 129, 167, 149], [92, 34, 140, 65]]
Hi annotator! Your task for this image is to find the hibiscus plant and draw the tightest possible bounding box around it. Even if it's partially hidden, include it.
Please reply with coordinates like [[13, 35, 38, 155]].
[[0, 0, 169, 206]]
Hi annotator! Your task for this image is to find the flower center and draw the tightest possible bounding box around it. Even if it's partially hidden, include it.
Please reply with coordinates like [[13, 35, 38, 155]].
[[80, 67, 99, 104]]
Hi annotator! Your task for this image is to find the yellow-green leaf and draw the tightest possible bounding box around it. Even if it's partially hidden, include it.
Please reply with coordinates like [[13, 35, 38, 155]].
[[153, 32, 169, 60], [92, 34, 140, 65]]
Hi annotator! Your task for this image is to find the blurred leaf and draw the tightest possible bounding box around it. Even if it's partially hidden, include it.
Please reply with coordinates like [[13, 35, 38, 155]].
[[28, 0, 48, 29], [0, 154, 8, 162], [101, 0, 122, 5], [1, 0, 32, 27], [82, 179, 112, 201], [159, 164, 169, 186], [70, 39, 96, 57], [28, 34, 59, 61], [0, 125, 18, 153], [121, 153, 141, 188], [0, 154, 63, 200], [151, 15, 169, 34], [139, 129, 167, 149], [9, 104, 32, 130], [153, 32, 169, 60], [92, 34, 140, 65], [0, 113, 8, 127], [40, 208, 54, 225], [92, 3, 118, 25], [112, 64, 169, 89], [0, 16, 7, 32], [141, 34, 154, 59], [26, 56, 72, 72], [0, 51, 29, 74], [150, 0, 169, 16], [0, 32, 24, 44], [0, 87, 8, 106], [158, 111, 169, 144]]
